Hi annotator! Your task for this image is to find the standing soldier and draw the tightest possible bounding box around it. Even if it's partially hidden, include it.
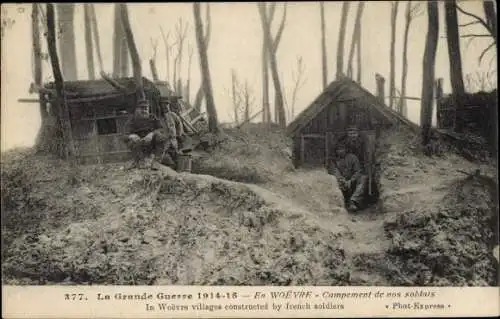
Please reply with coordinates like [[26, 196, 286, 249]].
[[154, 96, 186, 168], [123, 100, 164, 169]]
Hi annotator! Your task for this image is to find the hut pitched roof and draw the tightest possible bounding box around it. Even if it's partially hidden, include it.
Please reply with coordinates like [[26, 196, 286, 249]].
[[44, 77, 157, 96], [285, 77, 418, 137]]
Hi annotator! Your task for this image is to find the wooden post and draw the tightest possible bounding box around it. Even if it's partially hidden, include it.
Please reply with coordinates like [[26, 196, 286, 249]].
[[435, 78, 443, 128], [375, 73, 385, 104], [325, 131, 332, 167], [300, 134, 305, 165]]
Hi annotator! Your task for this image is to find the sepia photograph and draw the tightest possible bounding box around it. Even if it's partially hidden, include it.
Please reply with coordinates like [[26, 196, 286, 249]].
[[1, 0, 498, 292]]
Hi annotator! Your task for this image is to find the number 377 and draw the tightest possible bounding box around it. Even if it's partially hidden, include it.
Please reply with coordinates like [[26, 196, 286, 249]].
[[64, 294, 86, 301]]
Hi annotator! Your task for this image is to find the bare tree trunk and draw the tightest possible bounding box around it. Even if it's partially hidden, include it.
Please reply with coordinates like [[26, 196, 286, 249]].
[[483, 0, 497, 42], [186, 46, 193, 104], [193, 88, 204, 112], [56, 4, 77, 80], [320, 1, 328, 89], [192, 4, 211, 113], [33, 3, 50, 153], [389, 1, 399, 110], [445, 0, 466, 133], [149, 60, 159, 82], [376, 73, 386, 103], [262, 44, 271, 123], [46, 3, 76, 160], [231, 69, 239, 125], [83, 4, 95, 80], [32, 4, 45, 119], [400, 1, 412, 117], [174, 19, 188, 95], [89, 4, 103, 72], [120, 36, 129, 77], [356, 19, 362, 84], [420, 0, 439, 147], [244, 81, 250, 123], [119, 4, 145, 101], [194, 3, 218, 132], [336, 1, 350, 79], [347, 2, 365, 79], [112, 4, 122, 78], [258, 3, 287, 128]]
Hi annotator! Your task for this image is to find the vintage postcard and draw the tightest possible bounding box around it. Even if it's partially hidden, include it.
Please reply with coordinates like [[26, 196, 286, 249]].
[[1, 1, 498, 318]]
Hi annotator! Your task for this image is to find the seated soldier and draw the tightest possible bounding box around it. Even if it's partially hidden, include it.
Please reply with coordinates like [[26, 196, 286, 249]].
[[337, 124, 367, 164], [328, 144, 368, 212], [123, 100, 164, 169]]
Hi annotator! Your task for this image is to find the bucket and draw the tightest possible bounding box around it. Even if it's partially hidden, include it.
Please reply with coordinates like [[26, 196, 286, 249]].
[[177, 153, 192, 172]]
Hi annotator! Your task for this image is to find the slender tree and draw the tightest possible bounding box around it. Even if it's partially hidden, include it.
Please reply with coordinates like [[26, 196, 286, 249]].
[[56, 4, 77, 80], [445, 0, 466, 132], [83, 4, 95, 80], [193, 3, 211, 112], [320, 2, 328, 89], [159, 27, 175, 86], [243, 80, 253, 123], [186, 45, 193, 104], [288, 56, 307, 120], [420, 1, 439, 148], [194, 3, 218, 132], [389, 1, 399, 110], [46, 3, 76, 159], [149, 37, 160, 82], [173, 18, 189, 94], [347, 2, 365, 80], [336, 2, 350, 79], [112, 4, 122, 78], [119, 4, 145, 101], [231, 69, 240, 125], [400, 2, 423, 117], [89, 4, 103, 73], [258, 2, 288, 127], [31, 4, 45, 120], [356, 18, 362, 83]]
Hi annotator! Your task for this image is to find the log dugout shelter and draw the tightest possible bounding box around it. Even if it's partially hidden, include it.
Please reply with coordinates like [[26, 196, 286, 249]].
[[42, 77, 166, 164], [286, 77, 417, 169]]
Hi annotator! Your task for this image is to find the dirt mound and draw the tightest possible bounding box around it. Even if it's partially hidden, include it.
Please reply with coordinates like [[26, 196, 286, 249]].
[[2, 153, 350, 285], [382, 167, 498, 286], [192, 124, 294, 184], [2, 125, 497, 286]]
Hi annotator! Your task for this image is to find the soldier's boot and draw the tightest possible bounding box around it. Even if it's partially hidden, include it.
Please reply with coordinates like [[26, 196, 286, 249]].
[[350, 175, 369, 211]]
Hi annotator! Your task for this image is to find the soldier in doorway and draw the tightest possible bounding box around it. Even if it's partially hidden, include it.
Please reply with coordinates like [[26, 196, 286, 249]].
[[123, 100, 164, 169], [327, 144, 368, 212], [337, 124, 367, 163]]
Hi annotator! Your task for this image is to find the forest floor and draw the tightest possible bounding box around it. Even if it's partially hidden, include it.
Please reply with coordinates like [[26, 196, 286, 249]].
[[1, 124, 498, 286]]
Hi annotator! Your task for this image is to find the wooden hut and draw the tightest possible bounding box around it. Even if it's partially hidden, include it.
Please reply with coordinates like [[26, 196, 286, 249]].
[[286, 77, 417, 168], [40, 77, 170, 164], [35, 76, 207, 164]]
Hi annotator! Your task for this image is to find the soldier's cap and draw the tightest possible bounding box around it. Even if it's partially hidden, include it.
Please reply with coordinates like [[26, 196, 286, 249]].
[[347, 125, 359, 131]]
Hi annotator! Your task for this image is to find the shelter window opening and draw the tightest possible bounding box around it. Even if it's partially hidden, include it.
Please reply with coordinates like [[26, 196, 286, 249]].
[[96, 118, 118, 135]]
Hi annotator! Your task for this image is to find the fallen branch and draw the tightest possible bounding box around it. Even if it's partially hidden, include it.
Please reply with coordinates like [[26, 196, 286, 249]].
[[100, 71, 128, 91], [236, 108, 263, 129], [456, 168, 480, 177]]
